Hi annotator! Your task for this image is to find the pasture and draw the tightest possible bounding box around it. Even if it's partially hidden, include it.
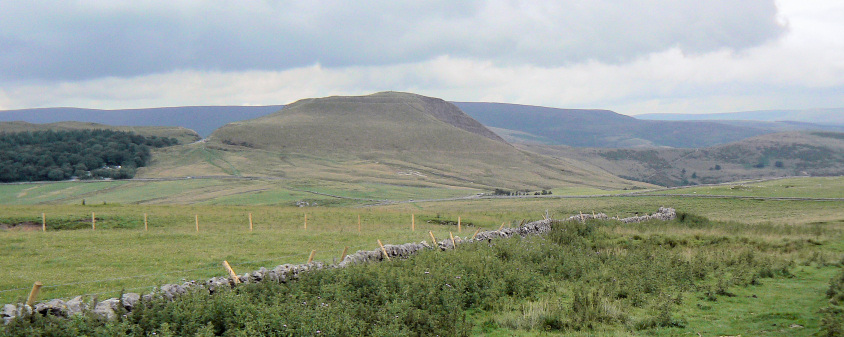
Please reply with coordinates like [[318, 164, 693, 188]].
[[1, 176, 843, 335]]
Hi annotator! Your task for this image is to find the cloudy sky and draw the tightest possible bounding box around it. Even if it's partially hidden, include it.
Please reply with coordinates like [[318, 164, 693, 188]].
[[0, 1, 842, 115]]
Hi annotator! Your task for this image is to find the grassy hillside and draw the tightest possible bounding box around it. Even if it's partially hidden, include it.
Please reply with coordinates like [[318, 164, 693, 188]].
[[526, 131, 844, 186], [0, 121, 200, 144], [454, 102, 776, 148], [641, 176, 844, 199], [196, 92, 640, 191]]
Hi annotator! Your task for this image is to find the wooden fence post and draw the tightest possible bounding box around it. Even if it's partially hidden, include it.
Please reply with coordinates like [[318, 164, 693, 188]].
[[26, 282, 42, 307], [304, 214, 307, 230], [358, 214, 361, 233], [92, 212, 96, 230], [195, 214, 199, 232], [249, 213, 253, 232], [41, 213, 46, 232], [498, 221, 506, 231], [429, 231, 437, 245], [144, 213, 148, 231], [411, 214, 415, 231], [472, 228, 480, 240], [450, 232, 456, 248], [377, 239, 390, 261], [458, 217, 462, 232], [222, 260, 240, 284], [340, 246, 349, 262], [308, 250, 316, 264]]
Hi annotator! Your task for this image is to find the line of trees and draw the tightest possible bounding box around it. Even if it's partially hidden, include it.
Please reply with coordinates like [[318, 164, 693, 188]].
[[0, 129, 178, 182]]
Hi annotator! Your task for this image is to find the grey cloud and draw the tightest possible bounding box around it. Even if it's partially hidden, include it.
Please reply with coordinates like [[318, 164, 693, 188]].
[[0, 1, 785, 82]]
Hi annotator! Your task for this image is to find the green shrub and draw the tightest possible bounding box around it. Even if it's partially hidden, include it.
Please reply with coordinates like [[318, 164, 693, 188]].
[[821, 266, 844, 336]]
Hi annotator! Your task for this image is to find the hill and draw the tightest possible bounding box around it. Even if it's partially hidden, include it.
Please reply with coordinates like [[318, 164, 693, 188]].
[[0, 105, 284, 137], [454, 102, 838, 148], [0, 121, 201, 144], [148, 92, 640, 191], [6, 103, 837, 149], [636, 108, 844, 126], [524, 131, 844, 186]]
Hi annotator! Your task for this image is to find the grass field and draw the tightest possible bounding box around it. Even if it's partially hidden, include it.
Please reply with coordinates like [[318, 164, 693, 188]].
[[2, 206, 842, 336], [0, 204, 505, 305], [0, 179, 480, 206], [643, 176, 844, 199], [2, 177, 843, 335]]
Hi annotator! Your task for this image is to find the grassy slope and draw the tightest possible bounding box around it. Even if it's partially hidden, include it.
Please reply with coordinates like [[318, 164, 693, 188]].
[[643, 176, 844, 199], [162, 92, 643, 191], [525, 131, 844, 187], [0, 179, 478, 206], [0, 121, 201, 144]]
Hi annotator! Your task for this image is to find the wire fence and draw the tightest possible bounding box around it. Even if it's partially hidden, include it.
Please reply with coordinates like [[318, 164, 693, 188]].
[[0, 253, 306, 302]]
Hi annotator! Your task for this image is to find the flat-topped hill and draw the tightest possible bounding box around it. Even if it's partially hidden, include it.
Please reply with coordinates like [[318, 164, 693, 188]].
[[211, 92, 505, 154], [194, 92, 638, 190]]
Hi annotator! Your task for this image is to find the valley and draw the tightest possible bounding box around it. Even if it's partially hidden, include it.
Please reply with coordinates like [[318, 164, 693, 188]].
[[1, 92, 842, 336]]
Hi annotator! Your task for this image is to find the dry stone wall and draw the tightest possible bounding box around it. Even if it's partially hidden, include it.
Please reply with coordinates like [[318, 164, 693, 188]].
[[2, 207, 675, 323]]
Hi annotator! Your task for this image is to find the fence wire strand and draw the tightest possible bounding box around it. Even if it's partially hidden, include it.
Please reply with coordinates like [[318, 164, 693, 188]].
[[0, 253, 306, 299]]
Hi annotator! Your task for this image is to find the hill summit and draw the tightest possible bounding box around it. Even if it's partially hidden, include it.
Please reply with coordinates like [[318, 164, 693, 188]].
[[211, 91, 506, 153], [203, 92, 636, 190]]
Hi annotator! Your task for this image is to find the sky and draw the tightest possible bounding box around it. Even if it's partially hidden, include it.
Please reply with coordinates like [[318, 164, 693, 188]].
[[0, 0, 842, 115]]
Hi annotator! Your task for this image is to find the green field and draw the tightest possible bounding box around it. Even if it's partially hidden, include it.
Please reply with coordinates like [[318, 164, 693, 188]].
[[0, 205, 490, 305], [643, 176, 844, 199], [2, 177, 843, 335], [0, 179, 480, 206]]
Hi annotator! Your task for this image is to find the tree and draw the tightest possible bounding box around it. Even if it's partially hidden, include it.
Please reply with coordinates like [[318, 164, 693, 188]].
[[0, 129, 177, 182], [47, 168, 65, 180]]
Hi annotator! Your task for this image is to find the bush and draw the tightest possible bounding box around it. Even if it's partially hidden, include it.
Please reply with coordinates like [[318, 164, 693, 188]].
[[821, 266, 844, 336]]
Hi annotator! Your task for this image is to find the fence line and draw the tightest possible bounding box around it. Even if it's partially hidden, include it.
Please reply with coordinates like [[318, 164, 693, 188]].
[[0, 253, 305, 298]]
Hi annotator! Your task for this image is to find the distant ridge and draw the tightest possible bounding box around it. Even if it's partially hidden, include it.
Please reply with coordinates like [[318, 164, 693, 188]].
[[454, 102, 774, 148], [526, 131, 844, 186], [0, 121, 201, 144], [635, 108, 844, 126], [0, 105, 284, 137], [6, 98, 840, 149]]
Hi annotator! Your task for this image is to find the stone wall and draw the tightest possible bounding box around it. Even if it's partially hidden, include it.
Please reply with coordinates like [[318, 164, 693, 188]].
[[2, 207, 675, 323]]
